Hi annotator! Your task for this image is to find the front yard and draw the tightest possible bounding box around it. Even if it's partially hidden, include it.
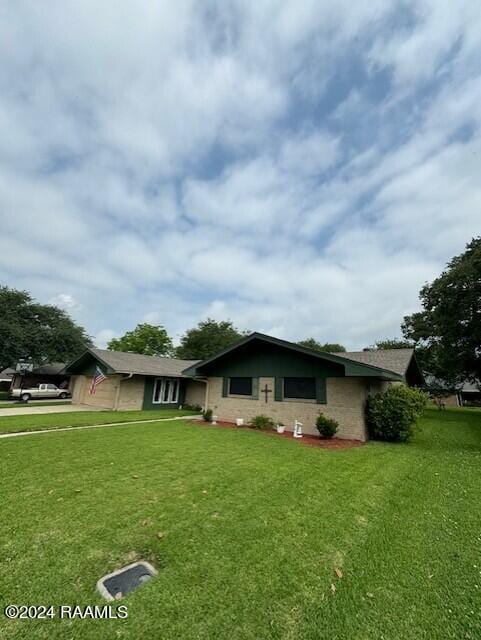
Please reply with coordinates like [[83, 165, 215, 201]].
[[0, 408, 197, 435], [0, 408, 480, 639]]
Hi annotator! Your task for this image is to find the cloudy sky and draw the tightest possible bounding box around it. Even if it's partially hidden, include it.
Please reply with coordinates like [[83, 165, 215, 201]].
[[1, 1, 480, 349]]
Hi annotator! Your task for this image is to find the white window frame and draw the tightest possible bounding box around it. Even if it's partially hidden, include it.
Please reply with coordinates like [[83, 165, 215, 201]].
[[152, 377, 179, 404]]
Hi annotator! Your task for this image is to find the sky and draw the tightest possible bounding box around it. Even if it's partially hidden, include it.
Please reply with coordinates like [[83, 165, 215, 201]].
[[1, 1, 480, 350]]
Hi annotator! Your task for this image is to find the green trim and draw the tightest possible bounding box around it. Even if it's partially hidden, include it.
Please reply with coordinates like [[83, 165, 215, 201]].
[[316, 377, 327, 404], [252, 377, 259, 400], [275, 377, 283, 401], [183, 332, 404, 381], [142, 377, 183, 410], [62, 349, 116, 375], [222, 378, 229, 397]]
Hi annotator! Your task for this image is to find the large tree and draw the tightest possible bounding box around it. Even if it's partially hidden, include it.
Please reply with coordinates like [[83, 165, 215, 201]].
[[402, 237, 481, 383], [372, 339, 414, 350], [107, 323, 173, 357], [176, 319, 245, 360], [0, 286, 91, 371], [298, 338, 346, 353]]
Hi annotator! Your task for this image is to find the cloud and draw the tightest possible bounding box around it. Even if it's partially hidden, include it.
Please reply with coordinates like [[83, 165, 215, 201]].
[[0, 1, 480, 350]]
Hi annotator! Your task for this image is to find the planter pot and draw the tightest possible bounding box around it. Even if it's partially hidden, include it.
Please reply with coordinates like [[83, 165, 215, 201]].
[[235, 418, 244, 427], [276, 425, 285, 434]]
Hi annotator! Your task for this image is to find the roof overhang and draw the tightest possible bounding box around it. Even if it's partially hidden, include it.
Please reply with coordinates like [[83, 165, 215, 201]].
[[182, 332, 404, 382]]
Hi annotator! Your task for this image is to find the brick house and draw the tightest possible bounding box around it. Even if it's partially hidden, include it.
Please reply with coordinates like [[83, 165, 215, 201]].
[[64, 332, 423, 441]]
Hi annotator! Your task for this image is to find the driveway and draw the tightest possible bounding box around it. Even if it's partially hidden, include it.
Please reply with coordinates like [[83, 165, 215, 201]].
[[0, 404, 103, 417]]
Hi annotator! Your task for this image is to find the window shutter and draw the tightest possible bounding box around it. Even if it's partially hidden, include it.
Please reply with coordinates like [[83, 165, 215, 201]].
[[222, 378, 229, 397], [252, 377, 259, 400], [316, 378, 327, 404], [275, 377, 283, 401]]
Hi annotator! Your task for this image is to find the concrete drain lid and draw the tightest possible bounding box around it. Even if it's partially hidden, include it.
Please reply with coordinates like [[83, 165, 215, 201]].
[[97, 561, 157, 600]]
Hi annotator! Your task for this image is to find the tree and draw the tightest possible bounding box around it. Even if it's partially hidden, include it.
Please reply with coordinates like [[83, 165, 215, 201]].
[[372, 339, 414, 350], [107, 323, 173, 357], [402, 237, 481, 383], [298, 338, 346, 353], [176, 319, 245, 360], [0, 286, 91, 371]]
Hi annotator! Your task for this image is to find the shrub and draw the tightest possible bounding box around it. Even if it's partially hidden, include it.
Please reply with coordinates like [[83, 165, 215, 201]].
[[316, 413, 338, 439], [250, 415, 275, 430], [202, 409, 213, 422], [366, 385, 428, 443], [183, 403, 203, 412]]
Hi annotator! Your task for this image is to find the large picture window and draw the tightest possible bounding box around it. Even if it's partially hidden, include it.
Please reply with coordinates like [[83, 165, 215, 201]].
[[283, 377, 316, 400], [153, 378, 179, 404], [229, 377, 252, 396]]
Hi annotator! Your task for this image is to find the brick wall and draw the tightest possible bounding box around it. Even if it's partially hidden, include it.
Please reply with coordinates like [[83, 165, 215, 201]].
[[207, 376, 369, 441], [184, 380, 206, 408], [74, 374, 119, 409], [117, 376, 145, 410]]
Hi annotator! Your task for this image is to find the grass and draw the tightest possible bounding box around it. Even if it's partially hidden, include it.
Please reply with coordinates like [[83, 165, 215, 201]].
[[0, 409, 199, 435], [0, 400, 72, 409], [0, 407, 480, 639]]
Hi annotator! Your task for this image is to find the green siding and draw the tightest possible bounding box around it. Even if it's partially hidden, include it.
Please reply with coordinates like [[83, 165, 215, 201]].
[[142, 377, 184, 410], [201, 341, 343, 378]]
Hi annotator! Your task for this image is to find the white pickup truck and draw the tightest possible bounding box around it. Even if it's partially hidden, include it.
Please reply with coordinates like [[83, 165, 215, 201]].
[[9, 384, 71, 402]]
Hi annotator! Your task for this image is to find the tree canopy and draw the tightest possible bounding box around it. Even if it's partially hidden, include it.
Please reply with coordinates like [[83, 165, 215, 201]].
[[0, 286, 91, 371], [107, 323, 173, 357], [402, 237, 481, 383], [298, 338, 346, 353], [176, 319, 245, 360], [372, 339, 414, 350]]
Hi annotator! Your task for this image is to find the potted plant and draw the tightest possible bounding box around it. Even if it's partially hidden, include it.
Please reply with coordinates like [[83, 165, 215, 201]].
[[235, 418, 244, 426], [276, 422, 285, 434]]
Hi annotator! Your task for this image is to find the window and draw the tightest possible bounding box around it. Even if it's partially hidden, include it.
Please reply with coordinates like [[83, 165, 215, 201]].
[[153, 378, 179, 404], [229, 377, 252, 396], [283, 377, 316, 400]]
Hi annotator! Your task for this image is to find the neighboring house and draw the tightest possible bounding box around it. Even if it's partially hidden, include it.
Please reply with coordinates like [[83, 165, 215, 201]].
[[64, 334, 423, 441], [9, 363, 71, 391], [0, 367, 15, 391], [424, 376, 481, 407], [182, 333, 423, 441], [63, 349, 204, 411]]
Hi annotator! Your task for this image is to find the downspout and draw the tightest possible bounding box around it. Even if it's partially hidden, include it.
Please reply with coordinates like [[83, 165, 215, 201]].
[[114, 373, 134, 410]]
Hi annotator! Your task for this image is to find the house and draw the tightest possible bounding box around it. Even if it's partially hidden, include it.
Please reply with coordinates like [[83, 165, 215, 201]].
[[64, 333, 423, 441], [424, 376, 481, 407], [183, 333, 423, 441], [0, 367, 15, 392], [63, 349, 205, 410], [9, 362, 71, 391]]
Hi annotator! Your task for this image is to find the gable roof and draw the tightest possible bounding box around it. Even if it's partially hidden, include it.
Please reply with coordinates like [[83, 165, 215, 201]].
[[182, 332, 405, 381], [333, 349, 414, 377], [63, 348, 199, 378]]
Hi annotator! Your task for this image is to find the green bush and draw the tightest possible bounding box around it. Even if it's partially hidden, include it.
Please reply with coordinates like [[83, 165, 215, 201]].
[[366, 385, 428, 443], [183, 403, 203, 412], [250, 415, 274, 430], [316, 413, 338, 438], [202, 409, 213, 422]]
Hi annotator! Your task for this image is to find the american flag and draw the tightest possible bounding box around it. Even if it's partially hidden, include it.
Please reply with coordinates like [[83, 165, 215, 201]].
[[89, 365, 107, 395]]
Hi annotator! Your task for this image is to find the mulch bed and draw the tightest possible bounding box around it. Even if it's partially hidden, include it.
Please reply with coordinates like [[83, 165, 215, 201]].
[[188, 420, 364, 450]]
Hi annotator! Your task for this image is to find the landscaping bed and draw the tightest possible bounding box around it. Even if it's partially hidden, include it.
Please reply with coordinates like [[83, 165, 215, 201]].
[[189, 419, 364, 449]]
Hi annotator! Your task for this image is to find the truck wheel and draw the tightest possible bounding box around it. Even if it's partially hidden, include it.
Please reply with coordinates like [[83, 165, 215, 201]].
[[21, 393, 31, 402], [59, 392, 68, 399]]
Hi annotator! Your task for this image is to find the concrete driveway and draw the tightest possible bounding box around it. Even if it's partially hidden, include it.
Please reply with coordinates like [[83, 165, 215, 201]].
[[0, 404, 103, 417]]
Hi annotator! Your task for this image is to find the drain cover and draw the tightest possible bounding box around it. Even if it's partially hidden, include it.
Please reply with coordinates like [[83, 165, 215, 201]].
[[97, 561, 157, 601]]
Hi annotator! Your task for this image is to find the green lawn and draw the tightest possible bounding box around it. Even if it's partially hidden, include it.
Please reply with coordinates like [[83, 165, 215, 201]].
[[0, 408, 480, 639], [0, 400, 72, 410], [0, 409, 199, 435]]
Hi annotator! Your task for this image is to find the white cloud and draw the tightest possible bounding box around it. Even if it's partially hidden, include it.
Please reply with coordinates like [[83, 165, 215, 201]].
[[0, 1, 480, 350]]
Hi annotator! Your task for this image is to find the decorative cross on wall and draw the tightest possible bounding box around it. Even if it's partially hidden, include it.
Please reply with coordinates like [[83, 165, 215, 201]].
[[261, 384, 272, 403]]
